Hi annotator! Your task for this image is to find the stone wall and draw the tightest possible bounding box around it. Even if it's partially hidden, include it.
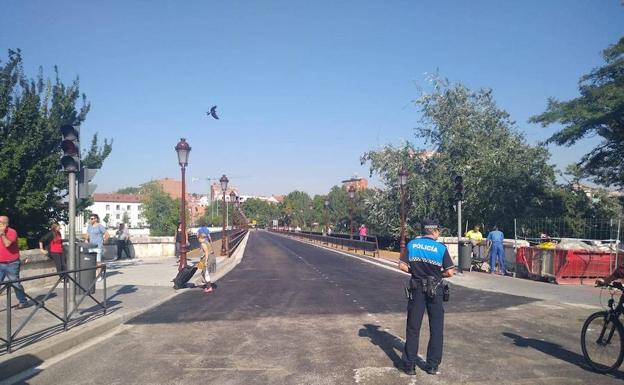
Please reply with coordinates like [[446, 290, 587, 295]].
[[14, 236, 176, 291]]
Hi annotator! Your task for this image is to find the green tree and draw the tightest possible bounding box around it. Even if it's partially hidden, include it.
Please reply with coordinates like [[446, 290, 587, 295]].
[[240, 198, 279, 228], [280, 191, 312, 228], [530, 37, 624, 189], [116, 186, 140, 194], [0, 49, 112, 244], [140, 181, 179, 236], [362, 77, 558, 236]]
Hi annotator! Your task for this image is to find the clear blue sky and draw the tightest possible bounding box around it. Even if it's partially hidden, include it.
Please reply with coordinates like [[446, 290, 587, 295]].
[[2, 1, 623, 196]]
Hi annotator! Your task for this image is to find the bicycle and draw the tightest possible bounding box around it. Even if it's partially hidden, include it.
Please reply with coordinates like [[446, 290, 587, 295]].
[[581, 281, 624, 373]]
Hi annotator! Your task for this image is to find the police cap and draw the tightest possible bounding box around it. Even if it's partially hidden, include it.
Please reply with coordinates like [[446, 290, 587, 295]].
[[421, 219, 440, 234]]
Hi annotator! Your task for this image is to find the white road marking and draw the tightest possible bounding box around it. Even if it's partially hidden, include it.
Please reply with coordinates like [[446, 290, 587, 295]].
[[0, 325, 132, 385]]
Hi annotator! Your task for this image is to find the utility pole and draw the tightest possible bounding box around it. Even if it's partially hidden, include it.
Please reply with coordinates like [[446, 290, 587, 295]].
[[454, 175, 465, 272]]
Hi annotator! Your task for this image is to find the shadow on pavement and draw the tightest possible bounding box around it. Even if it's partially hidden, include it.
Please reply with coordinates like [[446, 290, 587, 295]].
[[503, 332, 624, 380], [358, 324, 405, 369], [0, 353, 43, 381], [103, 271, 123, 278], [79, 285, 136, 314]]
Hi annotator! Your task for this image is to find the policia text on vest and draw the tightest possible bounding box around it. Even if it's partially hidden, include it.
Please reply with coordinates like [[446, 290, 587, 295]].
[[398, 219, 455, 376]]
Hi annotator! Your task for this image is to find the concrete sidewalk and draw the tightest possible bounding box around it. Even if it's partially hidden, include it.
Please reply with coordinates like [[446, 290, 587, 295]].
[[0, 233, 250, 380]]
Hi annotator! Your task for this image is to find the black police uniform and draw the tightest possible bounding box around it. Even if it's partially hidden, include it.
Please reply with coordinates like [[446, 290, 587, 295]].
[[401, 232, 454, 373]]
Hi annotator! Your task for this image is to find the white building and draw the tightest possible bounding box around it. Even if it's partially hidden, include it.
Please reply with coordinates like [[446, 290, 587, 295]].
[[87, 193, 145, 229]]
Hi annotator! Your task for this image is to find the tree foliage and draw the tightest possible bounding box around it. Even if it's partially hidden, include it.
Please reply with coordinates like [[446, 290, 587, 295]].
[[0, 49, 112, 244], [139, 181, 179, 236], [362, 78, 558, 235], [530, 37, 624, 189], [116, 186, 141, 194], [240, 198, 279, 228]]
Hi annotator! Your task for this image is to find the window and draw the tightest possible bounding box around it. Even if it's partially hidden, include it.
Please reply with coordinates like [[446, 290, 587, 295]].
[[127, 205, 131, 210], [116, 205, 120, 210], [116, 214, 120, 219], [106, 205, 110, 210]]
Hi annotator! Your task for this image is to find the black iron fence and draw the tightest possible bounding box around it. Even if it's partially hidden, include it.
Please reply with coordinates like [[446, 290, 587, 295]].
[[228, 229, 248, 256], [1, 266, 107, 354], [270, 229, 379, 257]]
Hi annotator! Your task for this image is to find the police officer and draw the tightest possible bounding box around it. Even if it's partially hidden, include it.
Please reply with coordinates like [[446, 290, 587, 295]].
[[399, 219, 455, 375]]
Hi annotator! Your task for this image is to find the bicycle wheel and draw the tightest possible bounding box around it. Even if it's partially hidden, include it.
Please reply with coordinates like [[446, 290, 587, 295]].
[[581, 311, 624, 373]]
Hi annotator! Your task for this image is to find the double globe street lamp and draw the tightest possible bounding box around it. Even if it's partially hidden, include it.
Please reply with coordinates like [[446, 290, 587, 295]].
[[175, 138, 191, 270], [220, 174, 229, 256], [230, 190, 237, 229]]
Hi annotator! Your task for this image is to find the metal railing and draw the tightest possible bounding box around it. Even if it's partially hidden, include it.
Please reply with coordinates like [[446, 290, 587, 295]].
[[1, 266, 107, 353], [228, 229, 248, 257], [271, 229, 379, 257]]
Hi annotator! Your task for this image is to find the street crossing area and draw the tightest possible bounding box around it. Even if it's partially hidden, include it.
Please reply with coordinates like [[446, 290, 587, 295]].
[[9, 231, 623, 385]]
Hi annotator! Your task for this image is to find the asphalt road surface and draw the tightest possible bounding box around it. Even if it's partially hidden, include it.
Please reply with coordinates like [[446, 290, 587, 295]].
[[16, 231, 624, 384]]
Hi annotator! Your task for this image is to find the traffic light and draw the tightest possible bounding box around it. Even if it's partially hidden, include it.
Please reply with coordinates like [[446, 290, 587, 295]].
[[454, 175, 464, 201], [78, 167, 98, 199], [60, 124, 80, 173]]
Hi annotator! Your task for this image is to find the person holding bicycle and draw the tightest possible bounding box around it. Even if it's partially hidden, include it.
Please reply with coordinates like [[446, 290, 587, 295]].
[[583, 263, 624, 373], [595, 264, 624, 287]]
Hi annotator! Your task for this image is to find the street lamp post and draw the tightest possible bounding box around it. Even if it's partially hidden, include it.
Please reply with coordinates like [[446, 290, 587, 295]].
[[399, 169, 409, 259], [348, 185, 356, 240], [324, 199, 330, 237], [229, 191, 237, 229], [220, 174, 229, 256], [175, 138, 191, 270], [308, 203, 313, 231]]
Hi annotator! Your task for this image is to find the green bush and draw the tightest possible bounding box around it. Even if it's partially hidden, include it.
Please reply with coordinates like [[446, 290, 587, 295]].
[[18, 237, 28, 250]]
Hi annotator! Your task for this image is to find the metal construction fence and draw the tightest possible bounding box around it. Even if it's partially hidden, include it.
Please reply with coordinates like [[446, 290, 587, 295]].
[[514, 217, 622, 245]]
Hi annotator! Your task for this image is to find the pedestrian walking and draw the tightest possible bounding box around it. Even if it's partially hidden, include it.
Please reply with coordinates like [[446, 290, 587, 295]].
[[358, 224, 368, 241], [115, 223, 132, 260], [39, 223, 66, 276], [175, 222, 184, 262], [487, 225, 505, 274], [194, 232, 214, 293], [399, 219, 455, 375], [85, 214, 109, 281], [197, 225, 213, 246], [0, 215, 29, 309]]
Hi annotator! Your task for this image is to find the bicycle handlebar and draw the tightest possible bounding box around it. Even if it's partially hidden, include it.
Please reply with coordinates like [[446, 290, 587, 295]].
[[599, 281, 624, 291], [611, 282, 624, 291]]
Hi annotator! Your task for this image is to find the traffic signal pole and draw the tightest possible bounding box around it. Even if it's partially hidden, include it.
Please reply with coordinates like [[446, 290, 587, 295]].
[[60, 124, 81, 312], [68, 171, 77, 311], [457, 199, 462, 273]]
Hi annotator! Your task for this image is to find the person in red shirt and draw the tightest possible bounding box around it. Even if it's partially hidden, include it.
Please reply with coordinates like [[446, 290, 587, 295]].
[[0, 215, 29, 308], [39, 223, 66, 276]]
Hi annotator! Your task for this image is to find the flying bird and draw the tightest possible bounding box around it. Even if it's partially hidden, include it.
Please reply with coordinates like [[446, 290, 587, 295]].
[[206, 105, 219, 120]]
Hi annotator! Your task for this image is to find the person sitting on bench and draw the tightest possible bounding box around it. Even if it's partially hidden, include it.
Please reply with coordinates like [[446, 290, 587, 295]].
[[465, 225, 484, 259]]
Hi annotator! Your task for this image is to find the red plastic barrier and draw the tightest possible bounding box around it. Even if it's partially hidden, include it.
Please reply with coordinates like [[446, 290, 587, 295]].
[[516, 246, 616, 285]]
